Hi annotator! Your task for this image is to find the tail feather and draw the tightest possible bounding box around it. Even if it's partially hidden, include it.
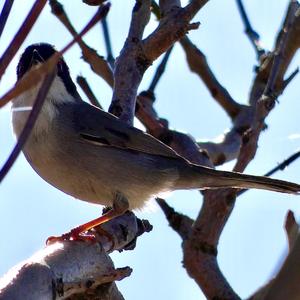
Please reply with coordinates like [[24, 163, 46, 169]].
[[176, 164, 300, 194]]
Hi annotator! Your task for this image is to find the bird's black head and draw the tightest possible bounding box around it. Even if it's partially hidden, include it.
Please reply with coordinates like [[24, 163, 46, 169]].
[[17, 43, 80, 99]]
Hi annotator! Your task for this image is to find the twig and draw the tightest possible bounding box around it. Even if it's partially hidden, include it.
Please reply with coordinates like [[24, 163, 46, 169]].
[[0, 0, 14, 38], [136, 92, 212, 166], [0, 69, 56, 183], [183, 0, 209, 21], [76, 75, 102, 109], [156, 198, 193, 240], [282, 67, 299, 91], [264, 150, 300, 177], [101, 16, 115, 68], [151, 0, 161, 19], [0, 3, 110, 108], [234, 0, 298, 173], [49, 0, 114, 87], [0, 0, 47, 81], [263, 1, 297, 99], [183, 2, 300, 298], [82, 0, 106, 5], [285, 210, 299, 251], [148, 46, 173, 93], [180, 36, 241, 119], [235, 0, 265, 59]]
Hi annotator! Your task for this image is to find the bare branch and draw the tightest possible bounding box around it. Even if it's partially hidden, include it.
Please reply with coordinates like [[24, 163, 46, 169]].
[[101, 16, 115, 68], [136, 92, 212, 166], [0, 212, 151, 299], [76, 75, 103, 109], [159, 0, 180, 17], [0, 0, 14, 38], [235, 0, 265, 59], [151, 0, 161, 19], [183, 0, 209, 21], [180, 36, 242, 119], [82, 0, 106, 6], [183, 2, 300, 297], [0, 0, 47, 81], [109, 0, 151, 124], [0, 3, 110, 108], [49, 0, 114, 87], [265, 150, 300, 177], [156, 198, 193, 240], [264, 232, 300, 300], [234, 0, 299, 173], [148, 45, 173, 93], [184, 188, 240, 299], [263, 3, 297, 99], [285, 210, 299, 251], [249, 1, 300, 105]]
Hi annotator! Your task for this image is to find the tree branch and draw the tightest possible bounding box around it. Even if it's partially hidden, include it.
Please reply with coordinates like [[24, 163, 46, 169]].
[[156, 198, 193, 240], [0, 0, 14, 39], [0, 3, 110, 108], [0, 0, 47, 81], [49, 0, 114, 88], [180, 36, 241, 119], [182, 1, 300, 298], [109, 0, 151, 125], [0, 212, 152, 300], [76, 75, 103, 109], [101, 16, 115, 68], [235, 0, 265, 59]]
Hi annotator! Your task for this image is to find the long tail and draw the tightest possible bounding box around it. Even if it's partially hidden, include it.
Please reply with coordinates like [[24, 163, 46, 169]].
[[175, 163, 300, 194]]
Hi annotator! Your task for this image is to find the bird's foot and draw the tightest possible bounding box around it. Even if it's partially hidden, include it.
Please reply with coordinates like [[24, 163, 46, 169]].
[[46, 192, 129, 248], [46, 228, 96, 245]]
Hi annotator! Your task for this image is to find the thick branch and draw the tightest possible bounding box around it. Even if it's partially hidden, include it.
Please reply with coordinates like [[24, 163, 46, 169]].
[[0, 212, 152, 299], [109, 0, 151, 125], [159, 0, 180, 17], [110, 0, 208, 124]]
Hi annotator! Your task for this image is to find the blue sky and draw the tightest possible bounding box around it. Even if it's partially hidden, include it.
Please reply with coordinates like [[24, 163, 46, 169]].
[[1, 1, 300, 299]]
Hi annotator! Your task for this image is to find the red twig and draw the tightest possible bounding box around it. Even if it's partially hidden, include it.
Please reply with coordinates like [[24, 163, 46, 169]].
[[0, 0, 47, 81]]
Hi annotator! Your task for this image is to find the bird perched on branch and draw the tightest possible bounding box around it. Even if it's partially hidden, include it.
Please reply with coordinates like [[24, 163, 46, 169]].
[[11, 43, 300, 243]]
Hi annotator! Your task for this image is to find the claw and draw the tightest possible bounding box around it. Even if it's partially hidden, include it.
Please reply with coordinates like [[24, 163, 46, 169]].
[[46, 230, 96, 245], [46, 193, 129, 247]]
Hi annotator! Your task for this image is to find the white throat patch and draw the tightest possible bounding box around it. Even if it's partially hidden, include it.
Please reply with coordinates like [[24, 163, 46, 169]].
[[11, 75, 75, 137]]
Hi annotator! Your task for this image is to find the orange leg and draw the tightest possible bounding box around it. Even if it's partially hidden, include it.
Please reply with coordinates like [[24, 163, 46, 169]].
[[46, 192, 129, 245]]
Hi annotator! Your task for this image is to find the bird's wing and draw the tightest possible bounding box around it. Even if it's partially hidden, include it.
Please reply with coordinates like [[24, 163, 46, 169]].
[[72, 102, 180, 159]]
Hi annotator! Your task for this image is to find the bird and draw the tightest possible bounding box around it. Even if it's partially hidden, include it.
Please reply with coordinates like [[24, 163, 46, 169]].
[[11, 43, 300, 243]]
